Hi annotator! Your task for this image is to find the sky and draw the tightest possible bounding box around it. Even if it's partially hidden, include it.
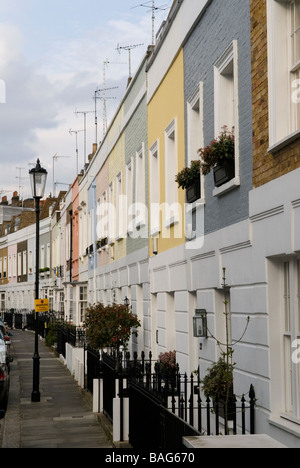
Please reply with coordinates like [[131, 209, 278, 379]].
[[0, 0, 171, 200]]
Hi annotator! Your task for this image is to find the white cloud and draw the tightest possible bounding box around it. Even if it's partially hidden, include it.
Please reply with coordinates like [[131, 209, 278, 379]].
[[0, 3, 170, 198]]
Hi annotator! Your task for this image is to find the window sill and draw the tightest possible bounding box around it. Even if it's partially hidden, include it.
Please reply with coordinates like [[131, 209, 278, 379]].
[[268, 129, 300, 154], [269, 414, 300, 439], [212, 176, 240, 197]]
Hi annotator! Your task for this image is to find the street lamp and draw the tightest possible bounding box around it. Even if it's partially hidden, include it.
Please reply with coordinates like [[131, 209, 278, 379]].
[[29, 159, 47, 403], [193, 309, 207, 338]]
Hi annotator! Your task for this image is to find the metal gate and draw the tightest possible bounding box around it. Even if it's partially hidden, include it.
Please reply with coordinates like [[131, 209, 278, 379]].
[[129, 380, 200, 449], [86, 346, 101, 394], [14, 313, 23, 329], [102, 353, 117, 420]]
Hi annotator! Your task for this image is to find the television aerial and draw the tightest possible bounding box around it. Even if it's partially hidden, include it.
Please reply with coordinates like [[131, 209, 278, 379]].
[[131, 1, 170, 45], [116, 43, 144, 80]]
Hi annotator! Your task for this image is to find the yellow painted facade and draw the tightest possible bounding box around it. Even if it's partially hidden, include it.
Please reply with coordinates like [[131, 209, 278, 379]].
[[147, 49, 186, 256], [108, 105, 126, 262]]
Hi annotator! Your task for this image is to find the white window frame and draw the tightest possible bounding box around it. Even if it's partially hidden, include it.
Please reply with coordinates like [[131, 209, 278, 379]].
[[164, 118, 179, 228], [46, 243, 51, 269], [17, 252, 22, 276], [281, 259, 300, 421], [40, 245, 45, 270], [126, 159, 133, 235], [108, 181, 115, 244], [8, 255, 11, 279], [115, 172, 124, 241], [149, 140, 160, 237], [135, 143, 147, 228], [187, 82, 204, 166], [187, 81, 205, 202], [267, 0, 300, 152], [3, 257, 7, 278], [13, 254, 16, 277], [28, 250, 33, 274], [23, 251, 27, 276], [213, 40, 240, 197], [79, 285, 88, 324]]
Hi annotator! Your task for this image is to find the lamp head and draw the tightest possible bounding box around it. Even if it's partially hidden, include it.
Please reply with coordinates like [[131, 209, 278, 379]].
[[29, 159, 48, 199]]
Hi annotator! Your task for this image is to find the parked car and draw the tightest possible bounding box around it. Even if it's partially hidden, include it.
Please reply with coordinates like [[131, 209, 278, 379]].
[[0, 323, 12, 348], [0, 330, 10, 413], [0, 327, 13, 368]]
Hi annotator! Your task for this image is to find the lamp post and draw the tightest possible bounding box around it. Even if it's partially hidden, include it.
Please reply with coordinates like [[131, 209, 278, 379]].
[[29, 159, 48, 403]]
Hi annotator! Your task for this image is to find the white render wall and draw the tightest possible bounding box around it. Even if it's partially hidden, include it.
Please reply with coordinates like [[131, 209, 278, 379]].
[[146, 167, 300, 445]]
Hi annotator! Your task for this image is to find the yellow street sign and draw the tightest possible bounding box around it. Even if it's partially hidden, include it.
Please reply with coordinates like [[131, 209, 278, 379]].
[[35, 299, 49, 313]]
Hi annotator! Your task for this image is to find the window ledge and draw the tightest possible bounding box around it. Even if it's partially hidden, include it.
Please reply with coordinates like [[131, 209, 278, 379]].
[[212, 176, 240, 197], [268, 129, 300, 154], [269, 415, 300, 439]]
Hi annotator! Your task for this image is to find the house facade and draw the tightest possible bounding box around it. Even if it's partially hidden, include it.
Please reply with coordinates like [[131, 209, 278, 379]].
[[248, 0, 300, 446], [0, 0, 300, 446]]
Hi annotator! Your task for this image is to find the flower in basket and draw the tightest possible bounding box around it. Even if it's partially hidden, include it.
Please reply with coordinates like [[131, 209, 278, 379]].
[[158, 350, 177, 379], [198, 126, 235, 176], [175, 160, 201, 190]]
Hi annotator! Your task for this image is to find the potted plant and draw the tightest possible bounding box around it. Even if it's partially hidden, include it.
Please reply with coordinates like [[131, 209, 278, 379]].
[[84, 302, 141, 370], [175, 160, 201, 203], [201, 354, 236, 420], [198, 126, 235, 187]]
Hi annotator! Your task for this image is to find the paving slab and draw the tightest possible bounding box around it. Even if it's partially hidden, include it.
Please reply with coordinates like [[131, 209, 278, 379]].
[[1, 329, 112, 449]]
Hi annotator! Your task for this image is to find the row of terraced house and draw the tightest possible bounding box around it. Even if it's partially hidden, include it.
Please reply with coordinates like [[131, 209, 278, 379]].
[[0, 0, 300, 446]]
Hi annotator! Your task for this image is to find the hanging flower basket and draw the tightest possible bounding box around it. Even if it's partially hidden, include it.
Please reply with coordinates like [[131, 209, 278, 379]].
[[213, 158, 235, 187], [186, 180, 201, 203], [175, 160, 201, 203], [198, 126, 235, 187]]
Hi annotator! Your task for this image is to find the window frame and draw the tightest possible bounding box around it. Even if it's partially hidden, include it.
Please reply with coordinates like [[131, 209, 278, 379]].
[[281, 258, 300, 421], [149, 140, 161, 237], [267, 0, 300, 152], [213, 40, 240, 197]]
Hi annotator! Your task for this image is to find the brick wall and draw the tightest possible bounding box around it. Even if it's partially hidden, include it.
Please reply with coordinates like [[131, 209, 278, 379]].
[[251, 0, 300, 188]]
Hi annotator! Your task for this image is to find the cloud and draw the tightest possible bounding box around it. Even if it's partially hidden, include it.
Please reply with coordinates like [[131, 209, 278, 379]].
[[0, 4, 169, 198]]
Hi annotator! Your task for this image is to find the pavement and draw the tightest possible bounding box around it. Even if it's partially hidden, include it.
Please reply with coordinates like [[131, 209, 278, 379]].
[[0, 329, 113, 449]]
